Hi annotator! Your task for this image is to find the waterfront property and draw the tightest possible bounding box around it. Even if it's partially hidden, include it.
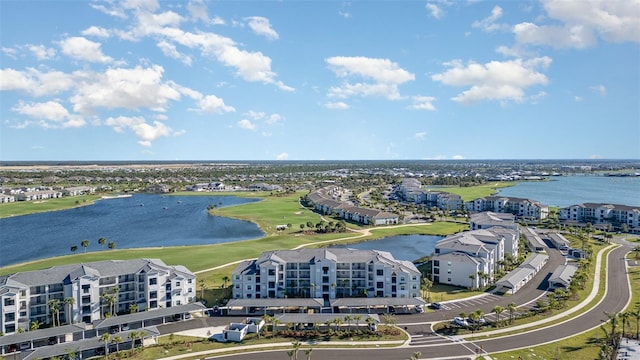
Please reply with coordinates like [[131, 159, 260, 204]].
[[307, 187, 399, 226], [0, 259, 196, 334], [396, 178, 463, 211], [465, 196, 549, 220], [231, 248, 422, 311], [559, 203, 640, 232]]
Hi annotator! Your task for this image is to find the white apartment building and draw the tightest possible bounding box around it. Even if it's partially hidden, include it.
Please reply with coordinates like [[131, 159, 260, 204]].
[[232, 249, 421, 301], [559, 203, 640, 231], [431, 226, 518, 289], [466, 196, 549, 220], [0, 259, 196, 334]]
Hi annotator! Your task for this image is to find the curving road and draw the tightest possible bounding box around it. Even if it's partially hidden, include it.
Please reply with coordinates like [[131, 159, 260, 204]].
[[204, 237, 634, 360]]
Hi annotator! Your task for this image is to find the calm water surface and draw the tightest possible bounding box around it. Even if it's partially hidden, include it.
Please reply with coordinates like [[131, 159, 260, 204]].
[[0, 194, 264, 267], [330, 234, 442, 262], [496, 175, 640, 207]]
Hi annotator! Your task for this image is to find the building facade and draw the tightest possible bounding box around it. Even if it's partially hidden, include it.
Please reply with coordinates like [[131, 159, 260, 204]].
[[559, 203, 640, 231], [232, 249, 421, 300], [0, 259, 196, 334], [465, 196, 549, 220]]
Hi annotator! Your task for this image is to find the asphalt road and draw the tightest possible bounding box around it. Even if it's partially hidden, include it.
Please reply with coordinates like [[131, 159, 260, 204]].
[[201, 236, 635, 359]]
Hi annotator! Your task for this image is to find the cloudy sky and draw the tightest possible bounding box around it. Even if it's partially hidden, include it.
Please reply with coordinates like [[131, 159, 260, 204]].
[[1, 0, 638, 161]]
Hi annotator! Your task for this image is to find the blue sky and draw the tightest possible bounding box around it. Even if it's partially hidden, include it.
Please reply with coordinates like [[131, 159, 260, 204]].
[[1, 0, 639, 161]]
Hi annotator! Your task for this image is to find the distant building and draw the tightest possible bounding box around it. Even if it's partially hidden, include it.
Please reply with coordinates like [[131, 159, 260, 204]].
[[307, 187, 399, 226], [465, 196, 549, 220], [470, 212, 518, 232], [397, 178, 463, 211], [559, 203, 640, 232], [0, 259, 196, 334]]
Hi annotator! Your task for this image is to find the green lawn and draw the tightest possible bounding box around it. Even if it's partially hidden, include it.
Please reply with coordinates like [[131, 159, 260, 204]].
[[0, 194, 104, 218], [434, 182, 514, 201]]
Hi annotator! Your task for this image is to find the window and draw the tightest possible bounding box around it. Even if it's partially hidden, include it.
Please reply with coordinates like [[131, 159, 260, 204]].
[[235, 275, 241, 280], [187, 288, 192, 293], [376, 269, 384, 276], [400, 277, 405, 282], [376, 282, 384, 289], [149, 278, 157, 285], [247, 285, 252, 290], [268, 269, 276, 276], [175, 281, 181, 287], [187, 279, 192, 284], [150, 291, 157, 299]]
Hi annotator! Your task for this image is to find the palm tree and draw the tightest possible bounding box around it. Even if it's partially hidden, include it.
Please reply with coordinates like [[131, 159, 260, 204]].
[[262, 314, 274, 333], [333, 317, 343, 332], [48, 299, 60, 327], [493, 305, 504, 325], [70, 245, 78, 253], [30, 320, 42, 331], [98, 237, 107, 249], [128, 330, 139, 355], [344, 315, 353, 332], [287, 350, 295, 360], [199, 279, 207, 301], [634, 304, 640, 340], [366, 316, 376, 331], [112, 335, 123, 354], [468, 273, 475, 289], [221, 275, 231, 289], [421, 277, 433, 302], [108, 241, 116, 249], [507, 302, 517, 324], [100, 333, 110, 357], [80, 239, 90, 253], [304, 348, 313, 360], [129, 303, 138, 314], [292, 341, 301, 360], [410, 351, 422, 360], [621, 312, 632, 338], [604, 312, 619, 343], [324, 319, 333, 333], [353, 315, 362, 331], [64, 297, 75, 324]]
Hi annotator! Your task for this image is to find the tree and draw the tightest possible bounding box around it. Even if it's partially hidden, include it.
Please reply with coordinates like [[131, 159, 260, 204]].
[[333, 317, 343, 332], [128, 330, 139, 355], [64, 297, 75, 324], [344, 315, 353, 332], [70, 245, 78, 253], [199, 279, 207, 301], [287, 350, 295, 360], [353, 315, 362, 331], [80, 239, 90, 253], [129, 303, 138, 314], [292, 341, 301, 360], [304, 347, 313, 360], [421, 277, 433, 302], [507, 302, 517, 324], [221, 276, 231, 289], [621, 312, 632, 338], [410, 351, 422, 360], [262, 314, 274, 333], [98, 237, 107, 249], [493, 305, 504, 325], [108, 241, 116, 249], [30, 320, 42, 331], [112, 335, 123, 354], [48, 299, 60, 327], [100, 333, 111, 356]]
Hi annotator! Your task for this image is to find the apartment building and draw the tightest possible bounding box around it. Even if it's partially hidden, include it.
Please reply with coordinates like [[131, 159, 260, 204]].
[[0, 259, 195, 334], [559, 203, 640, 231], [307, 188, 399, 226], [432, 225, 518, 289], [465, 196, 549, 220], [232, 248, 421, 301], [397, 178, 463, 211]]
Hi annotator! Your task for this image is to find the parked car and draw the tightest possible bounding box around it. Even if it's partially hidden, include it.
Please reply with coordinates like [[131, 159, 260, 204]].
[[430, 302, 442, 310], [453, 317, 469, 327], [415, 305, 424, 313]]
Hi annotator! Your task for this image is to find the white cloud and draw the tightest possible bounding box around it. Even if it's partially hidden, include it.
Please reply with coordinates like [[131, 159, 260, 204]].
[[514, 0, 640, 49], [28, 44, 56, 60], [237, 119, 256, 130], [426, 3, 445, 19], [245, 110, 266, 120], [157, 40, 192, 65], [414, 131, 427, 140], [325, 101, 350, 110], [574, 96, 583, 102], [276, 152, 289, 160], [90, 3, 128, 19], [59, 37, 113, 63], [0, 68, 75, 97], [431, 57, 551, 104], [408, 96, 436, 111], [452, 155, 465, 160], [326, 56, 414, 100], [2, 47, 18, 59], [245, 16, 279, 40], [81, 26, 111, 38], [70, 65, 181, 114], [105, 115, 173, 147], [242, 110, 282, 124], [11, 100, 85, 128], [590, 84, 607, 96], [339, 11, 351, 19], [198, 94, 235, 113], [187, 0, 224, 24], [472, 6, 505, 32]]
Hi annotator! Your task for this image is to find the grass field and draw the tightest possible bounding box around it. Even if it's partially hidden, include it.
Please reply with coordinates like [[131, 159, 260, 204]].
[[434, 182, 514, 201], [0, 194, 104, 218]]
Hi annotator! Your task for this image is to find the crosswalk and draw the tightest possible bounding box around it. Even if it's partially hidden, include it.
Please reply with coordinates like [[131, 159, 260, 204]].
[[409, 333, 454, 346]]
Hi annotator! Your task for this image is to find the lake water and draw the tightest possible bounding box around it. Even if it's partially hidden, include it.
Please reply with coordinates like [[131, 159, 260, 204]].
[[496, 175, 640, 207], [0, 194, 264, 267], [329, 234, 442, 262]]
